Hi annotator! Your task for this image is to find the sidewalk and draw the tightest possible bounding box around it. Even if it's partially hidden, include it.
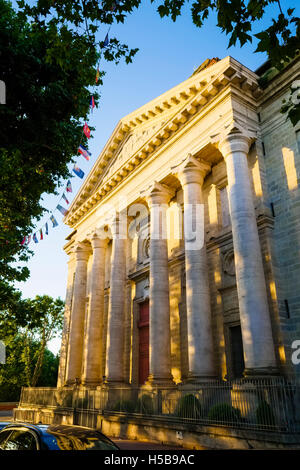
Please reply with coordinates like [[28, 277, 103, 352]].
[[111, 438, 198, 450]]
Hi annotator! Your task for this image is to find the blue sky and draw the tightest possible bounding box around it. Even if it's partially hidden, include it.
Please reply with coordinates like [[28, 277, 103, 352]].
[[14, 0, 299, 352]]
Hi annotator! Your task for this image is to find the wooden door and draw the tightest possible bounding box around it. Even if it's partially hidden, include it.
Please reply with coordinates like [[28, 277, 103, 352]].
[[138, 301, 149, 385]]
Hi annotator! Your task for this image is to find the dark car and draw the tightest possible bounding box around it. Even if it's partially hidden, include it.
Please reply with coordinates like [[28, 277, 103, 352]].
[[0, 423, 119, 450], [0, 422, 10, 431]]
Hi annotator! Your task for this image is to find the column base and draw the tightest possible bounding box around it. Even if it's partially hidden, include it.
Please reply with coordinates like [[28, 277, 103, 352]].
[[145, 374, 175, 388], [65, 378, 81, 387], [243, 367, 281, 379], [179, 374, 217, 389], [103, 379, 129, 389], [80, 379, 102, 388]]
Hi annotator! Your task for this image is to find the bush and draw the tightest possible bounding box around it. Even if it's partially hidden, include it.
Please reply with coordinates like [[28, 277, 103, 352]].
[[111, 400, 136, 413], [256, 400, 276, 426], [135, 394, 154, 415], [174, 394, 202, 419], [208, 403, 241, 423]]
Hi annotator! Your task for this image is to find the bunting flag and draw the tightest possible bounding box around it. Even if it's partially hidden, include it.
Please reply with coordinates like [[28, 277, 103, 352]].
[[57, 204, 68, 216], [103, 33, 109, 47], [66, 180, 72, 193], [73, 165, 85, 179], [62, 193, 69, 205], [23, 25, 114, 250], [78, 144, 91, 161], [95, 67, 100, 84], [83, 122, 91, 139], [90, 95, 95, 111], [50, 215, 58, 228]]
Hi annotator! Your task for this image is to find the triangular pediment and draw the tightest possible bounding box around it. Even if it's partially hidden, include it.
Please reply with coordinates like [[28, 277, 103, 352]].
[[66, 56, 261, 226]]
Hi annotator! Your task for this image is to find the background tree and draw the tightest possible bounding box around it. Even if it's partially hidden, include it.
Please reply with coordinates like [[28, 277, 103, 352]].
[[0, 0, 299, 314], [0, 295, 64, 400], [0, 0, 138, 308]]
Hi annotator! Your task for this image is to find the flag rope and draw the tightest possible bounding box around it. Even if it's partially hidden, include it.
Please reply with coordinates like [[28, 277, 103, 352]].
[[23, 8, 115, 247]]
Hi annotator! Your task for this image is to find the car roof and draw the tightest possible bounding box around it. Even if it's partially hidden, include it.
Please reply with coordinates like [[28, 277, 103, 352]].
[[2, 422, 113, 439]]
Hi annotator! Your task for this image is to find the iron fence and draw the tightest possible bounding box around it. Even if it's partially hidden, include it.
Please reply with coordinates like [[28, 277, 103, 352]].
[[18, 378, 300, 433]]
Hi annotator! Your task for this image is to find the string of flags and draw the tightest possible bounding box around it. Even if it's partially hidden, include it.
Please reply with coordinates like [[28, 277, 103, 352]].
[[20, 5, 118, 248]]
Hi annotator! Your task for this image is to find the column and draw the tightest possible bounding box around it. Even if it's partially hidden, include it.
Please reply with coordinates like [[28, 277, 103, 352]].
[[147, 182, 174, 385], [175, 155, 216, 381], [81, 233, 107, 386], [219, 130, 277, 376], [105, 216, 127, 384], [65, 242, 90, 385], [57, 250, 75, 387]]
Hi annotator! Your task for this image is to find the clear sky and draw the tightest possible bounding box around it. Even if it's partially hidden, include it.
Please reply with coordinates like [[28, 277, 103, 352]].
[[14, 0, 299, 353]]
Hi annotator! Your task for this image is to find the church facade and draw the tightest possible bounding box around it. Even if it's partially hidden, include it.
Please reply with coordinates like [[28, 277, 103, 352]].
[[57, 55, 300, 389]]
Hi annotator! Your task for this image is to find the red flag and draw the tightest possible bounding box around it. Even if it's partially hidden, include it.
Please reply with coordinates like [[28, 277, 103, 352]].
[[83, 122, 91, 139], [95, 67, 100, 83]]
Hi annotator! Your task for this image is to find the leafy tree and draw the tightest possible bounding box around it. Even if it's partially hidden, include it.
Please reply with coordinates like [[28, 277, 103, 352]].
[[0, 0, 298, 312], [0, 0, 138, 307], [0, 335, 59, 401], [0, 295, 64, 396]]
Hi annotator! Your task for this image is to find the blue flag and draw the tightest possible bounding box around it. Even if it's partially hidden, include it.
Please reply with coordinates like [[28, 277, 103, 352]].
[[103, 33, 109, 47], [45, 222, 49, 235], [57, 204, 68, 216], [33, 233, 38, 244], [50, 215, 58, 228], [73, 165, 85, 179]]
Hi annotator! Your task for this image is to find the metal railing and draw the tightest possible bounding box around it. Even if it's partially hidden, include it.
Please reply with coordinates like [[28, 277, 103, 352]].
[[18, 378, 300, 433]]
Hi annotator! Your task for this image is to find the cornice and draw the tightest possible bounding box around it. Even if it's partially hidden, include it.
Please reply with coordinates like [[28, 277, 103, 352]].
[[65, 56, 261, 227]]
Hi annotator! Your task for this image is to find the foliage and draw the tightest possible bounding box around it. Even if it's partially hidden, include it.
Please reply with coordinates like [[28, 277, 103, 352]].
[[0, 335, 59, 402], [0, 295, 64, 392], [0, 0, 298, 311], [207, 403, 242, 423], [135, 394, 155, 415], [0, 0, 138, 308], [112, 399, 136, 413], [174, 394, 202, 419], [256, 400, 276, 426]]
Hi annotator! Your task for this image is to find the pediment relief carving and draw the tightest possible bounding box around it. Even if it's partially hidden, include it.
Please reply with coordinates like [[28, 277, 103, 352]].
[[99, 119, 168, 186], [66, 57, 261, 226]]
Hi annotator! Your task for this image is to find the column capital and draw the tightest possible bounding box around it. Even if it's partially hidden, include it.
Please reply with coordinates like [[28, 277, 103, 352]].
[[109, 213, 128, 238], [88, 231, 109, 250], [143, 181, 175, 206], [74, 242, 91, 262], [218, 129, 253, 160], [172, 154, 211, 186]]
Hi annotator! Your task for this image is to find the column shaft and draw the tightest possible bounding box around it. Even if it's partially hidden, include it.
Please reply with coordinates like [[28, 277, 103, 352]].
[[81, 237, 106, 386], [147, 183, 174, 384], [181, 166, 215, 380], [65, 244, 90, 385], [57, 252, 75, 387], [220, 133, 277, 375], [105, 218, 127, 384]]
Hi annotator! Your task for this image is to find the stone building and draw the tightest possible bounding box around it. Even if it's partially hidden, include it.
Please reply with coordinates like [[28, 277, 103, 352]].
[[57, 55, 300, 390]]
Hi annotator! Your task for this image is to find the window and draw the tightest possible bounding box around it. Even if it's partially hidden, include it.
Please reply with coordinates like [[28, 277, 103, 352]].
[[0, 430, 13, 449], [229, 325, 245, 379], [3, 429, 38, 450]]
